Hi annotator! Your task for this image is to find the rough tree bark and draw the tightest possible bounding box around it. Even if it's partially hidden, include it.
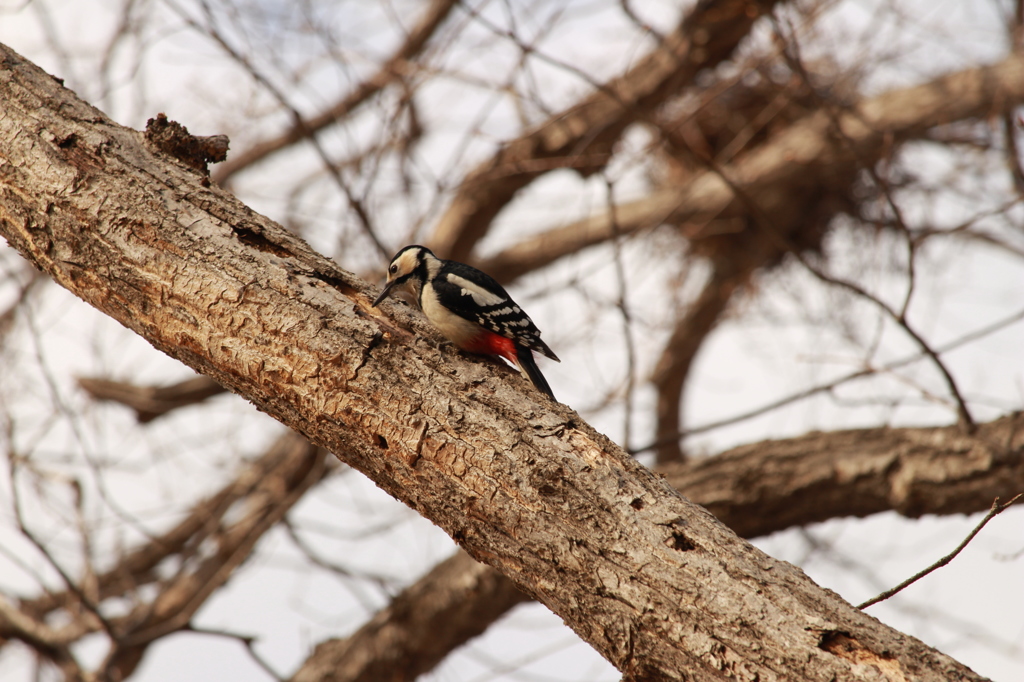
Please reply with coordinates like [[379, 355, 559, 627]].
[[0, 42, 998, 681], [292, 414, 1024, 682], [74, 375, 1024, 681]]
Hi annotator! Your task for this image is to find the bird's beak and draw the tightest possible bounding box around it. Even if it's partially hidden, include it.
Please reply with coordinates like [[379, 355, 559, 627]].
[[372, 281, 396, 307]]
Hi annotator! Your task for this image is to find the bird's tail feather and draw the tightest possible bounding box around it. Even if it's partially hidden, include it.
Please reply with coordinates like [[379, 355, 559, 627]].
[[516, 346, 555, 401]]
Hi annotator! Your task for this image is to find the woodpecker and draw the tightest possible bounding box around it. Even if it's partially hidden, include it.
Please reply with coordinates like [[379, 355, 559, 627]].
[[372, 245, 559, 400]]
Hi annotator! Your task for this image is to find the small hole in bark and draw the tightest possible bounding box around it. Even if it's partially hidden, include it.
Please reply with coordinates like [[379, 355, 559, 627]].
[[669, 532, 695, 551], [630, 497, 645, 510], [232, 225, 294, 257], [57, 133, 77, 149], [375, 434, 388, 449], [819, 631, 853, 652], [311, 271, 358, 297], [818, 631, 901, 673]]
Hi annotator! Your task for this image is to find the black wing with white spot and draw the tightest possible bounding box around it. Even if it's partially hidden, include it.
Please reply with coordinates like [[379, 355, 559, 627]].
[[434, 260, 559, 361]]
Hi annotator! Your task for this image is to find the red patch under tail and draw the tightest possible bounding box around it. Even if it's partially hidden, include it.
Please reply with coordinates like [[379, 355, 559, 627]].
[[461, 330, 518, 364]]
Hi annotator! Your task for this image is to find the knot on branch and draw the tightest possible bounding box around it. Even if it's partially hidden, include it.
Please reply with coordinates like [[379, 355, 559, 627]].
[[145, 113, 229, 176]]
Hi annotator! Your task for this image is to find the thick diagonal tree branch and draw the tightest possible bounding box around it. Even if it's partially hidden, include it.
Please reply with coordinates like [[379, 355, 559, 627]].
[[70, 370, 1024, 677], [48, 373, 1024, 680], [0, 43, 992, 680], [430, 0, 782, 261], [292, 413, 1024, 682]]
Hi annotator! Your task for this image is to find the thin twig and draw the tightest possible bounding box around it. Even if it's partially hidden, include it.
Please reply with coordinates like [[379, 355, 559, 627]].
[[212, 0, 457, 184], [768, 14, 976, 431], [604, 174, 637, 450], [629, 280, 1024, 455], [694, 147, 977, 431], [185, 625, 286, 681], [858, 494, 1023, 609]]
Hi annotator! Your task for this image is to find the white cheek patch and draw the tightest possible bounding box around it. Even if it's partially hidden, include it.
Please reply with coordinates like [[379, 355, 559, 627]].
[[396, 251, 422, 275], [446, 273, 505, 307]]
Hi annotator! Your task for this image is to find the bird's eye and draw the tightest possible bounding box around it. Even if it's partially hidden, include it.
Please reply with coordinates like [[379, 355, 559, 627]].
[[389, 264, 398, 274]]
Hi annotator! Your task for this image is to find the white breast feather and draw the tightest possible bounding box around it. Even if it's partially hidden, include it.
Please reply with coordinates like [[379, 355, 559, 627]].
[[421, 282, 480, 346]]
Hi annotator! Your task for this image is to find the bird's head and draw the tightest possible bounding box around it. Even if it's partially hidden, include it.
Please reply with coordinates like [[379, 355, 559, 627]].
[[372, 245, 434, 307]]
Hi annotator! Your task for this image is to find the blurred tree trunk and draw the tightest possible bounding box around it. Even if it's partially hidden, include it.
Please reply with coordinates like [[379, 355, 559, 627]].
[[0, 42, 1001, 682]]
